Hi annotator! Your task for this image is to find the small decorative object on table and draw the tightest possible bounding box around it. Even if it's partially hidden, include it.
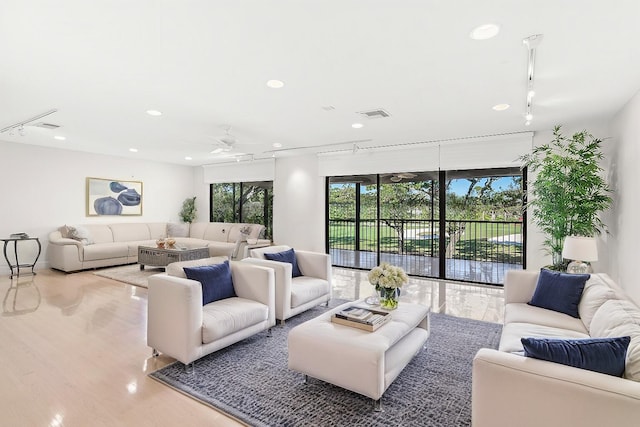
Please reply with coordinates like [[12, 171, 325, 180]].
[[367, 263, 408, 310], [165, 238, 176, 249]]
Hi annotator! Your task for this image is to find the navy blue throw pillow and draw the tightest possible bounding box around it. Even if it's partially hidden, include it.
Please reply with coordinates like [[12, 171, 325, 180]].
[[528, 269, 590, 318], [264, 248, 303, 277], [183, 261, 235, 305], [522, 336, 630, 377]]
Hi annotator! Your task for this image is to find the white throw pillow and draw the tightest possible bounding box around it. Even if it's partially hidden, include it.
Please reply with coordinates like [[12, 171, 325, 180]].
[[66, 225, 94, 245], [167, 222, 190, 238], [590, 299, 640, 381]]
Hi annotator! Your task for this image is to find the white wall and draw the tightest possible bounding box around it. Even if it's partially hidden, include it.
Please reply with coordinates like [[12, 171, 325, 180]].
[[272, 155, 325, 252], [0, 141, 196, 275], [607, 88, 640, 304]]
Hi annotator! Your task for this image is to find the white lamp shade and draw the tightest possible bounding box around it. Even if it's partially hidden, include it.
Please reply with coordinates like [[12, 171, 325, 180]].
[[562, 236, 598, 262]]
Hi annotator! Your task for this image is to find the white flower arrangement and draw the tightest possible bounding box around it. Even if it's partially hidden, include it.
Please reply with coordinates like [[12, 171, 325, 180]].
[[367, 263, 409, 290]]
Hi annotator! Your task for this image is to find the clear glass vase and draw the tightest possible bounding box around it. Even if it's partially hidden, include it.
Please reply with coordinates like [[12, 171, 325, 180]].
[[378, 287, 400, 310]]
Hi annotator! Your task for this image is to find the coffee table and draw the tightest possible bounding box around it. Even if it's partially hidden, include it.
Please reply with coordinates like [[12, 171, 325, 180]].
[[138, 246, 210, 270], [288, 300, 430, 410]]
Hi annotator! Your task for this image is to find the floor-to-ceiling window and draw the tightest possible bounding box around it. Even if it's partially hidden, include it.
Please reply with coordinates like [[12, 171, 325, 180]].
[[210, 181, 273, 239], [327, 168, 524, 285]]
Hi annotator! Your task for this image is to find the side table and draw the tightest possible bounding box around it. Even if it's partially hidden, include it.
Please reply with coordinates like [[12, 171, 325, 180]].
[[1, 237, 42, 278]]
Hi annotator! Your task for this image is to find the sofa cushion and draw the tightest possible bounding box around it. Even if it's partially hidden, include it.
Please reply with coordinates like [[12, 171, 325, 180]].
[[201, 297, 269, 344], [264, 248, 302, 277], [522, 336, 630, 377], [505, 303, 587, 334], [291, 276, 331, 308], [590, 299, 640, 381], [528, 269, 589, 318], [82, 242, 129, 261], [167, 222, 190, 238], [579, 278, 618, 331], [184, 261, 236, 305], [499, 322, 590, 353]]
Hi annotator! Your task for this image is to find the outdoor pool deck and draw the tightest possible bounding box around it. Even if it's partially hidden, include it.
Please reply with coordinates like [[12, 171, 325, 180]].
[[330, 249, 522, 285]]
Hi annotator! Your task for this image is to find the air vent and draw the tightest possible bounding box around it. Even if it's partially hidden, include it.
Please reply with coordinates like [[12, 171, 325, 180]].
[[33, 122, 60, 129], [357, 108, 391, 119]]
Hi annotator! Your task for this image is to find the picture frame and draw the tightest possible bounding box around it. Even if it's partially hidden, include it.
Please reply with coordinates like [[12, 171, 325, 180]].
[[86, 177, 143, 216]]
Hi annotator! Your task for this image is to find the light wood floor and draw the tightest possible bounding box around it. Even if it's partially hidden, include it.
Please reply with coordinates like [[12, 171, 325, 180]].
[[0, 267, 503, 426]]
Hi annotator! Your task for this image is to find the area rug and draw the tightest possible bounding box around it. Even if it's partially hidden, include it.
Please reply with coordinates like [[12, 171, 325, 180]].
[[93, 264, 164, 288], [149, 302, 502, 427]]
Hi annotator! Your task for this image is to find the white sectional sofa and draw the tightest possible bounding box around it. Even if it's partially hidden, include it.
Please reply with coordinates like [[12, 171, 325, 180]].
[[47, 222, 270, 272], [472, 269, 640, 427]]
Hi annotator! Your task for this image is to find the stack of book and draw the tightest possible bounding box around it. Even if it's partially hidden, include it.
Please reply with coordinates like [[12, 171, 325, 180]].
[[331, 306, 391, 331]]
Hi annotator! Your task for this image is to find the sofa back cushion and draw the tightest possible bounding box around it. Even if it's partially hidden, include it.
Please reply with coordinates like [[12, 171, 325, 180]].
[[147, 222, 169, 239], [167, 222, 189, 238], [202, 223, 232, 242], [580, 275, 618, 331], [82, 224, 114, 244], [109, 223, 151, 242], [590, 299, 640, 381]]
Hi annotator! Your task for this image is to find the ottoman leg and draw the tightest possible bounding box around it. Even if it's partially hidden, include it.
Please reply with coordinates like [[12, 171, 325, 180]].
[[374, 399, 383, 412]]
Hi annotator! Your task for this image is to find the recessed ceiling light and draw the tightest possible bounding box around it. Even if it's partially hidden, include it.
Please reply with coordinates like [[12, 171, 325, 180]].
[[352, 123, 364, 129], [53, 135, 66, 140], [146, 110, 162, 116], [129, 148, 138, 152], [470, 24, 500, 40], [184, 156, 192, 160], [492, 103, 510, 111], [266, 79, 284, 89], [272, 142, 283, 148]]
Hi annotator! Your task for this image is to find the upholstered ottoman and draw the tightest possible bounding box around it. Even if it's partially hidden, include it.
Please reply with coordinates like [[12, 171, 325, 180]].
[[288, 300, 430, 408]]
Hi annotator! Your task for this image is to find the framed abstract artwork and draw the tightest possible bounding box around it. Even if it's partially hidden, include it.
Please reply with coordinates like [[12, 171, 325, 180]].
[[86, 177, 143, 216]]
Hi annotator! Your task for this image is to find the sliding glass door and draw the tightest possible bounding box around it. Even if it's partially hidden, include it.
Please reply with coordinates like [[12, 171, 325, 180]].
[[327, 168, 524, 285]]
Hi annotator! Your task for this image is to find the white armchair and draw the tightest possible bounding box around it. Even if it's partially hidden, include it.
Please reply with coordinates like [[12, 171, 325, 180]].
[[243, 245, 331, 324], [147, 257, 275, 365]]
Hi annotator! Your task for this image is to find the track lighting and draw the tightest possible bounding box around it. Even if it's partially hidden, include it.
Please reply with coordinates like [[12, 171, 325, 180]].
[[522, 35, 543, 126], [0, 109, 58, 136]]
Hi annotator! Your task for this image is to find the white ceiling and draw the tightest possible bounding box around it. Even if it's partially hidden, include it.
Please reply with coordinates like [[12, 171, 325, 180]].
[[1, 1, 639, 166]]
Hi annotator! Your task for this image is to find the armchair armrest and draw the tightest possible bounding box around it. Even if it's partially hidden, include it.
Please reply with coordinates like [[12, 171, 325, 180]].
[[295, 250, 331, 281], [504, 269, 539, 304], [230, 262, 276, 325], [241, 258, 292, 320], [147, 274, 203, 365], [472, 348, 640, 427]]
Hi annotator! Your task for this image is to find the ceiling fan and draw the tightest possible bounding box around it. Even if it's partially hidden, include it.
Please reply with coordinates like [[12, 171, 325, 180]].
[[389, 172, 417, 182], [210, 126, 238, 154]]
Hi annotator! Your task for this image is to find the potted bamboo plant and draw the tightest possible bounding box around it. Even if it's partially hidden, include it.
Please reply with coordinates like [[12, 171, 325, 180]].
[[520, 125, 612, 269]]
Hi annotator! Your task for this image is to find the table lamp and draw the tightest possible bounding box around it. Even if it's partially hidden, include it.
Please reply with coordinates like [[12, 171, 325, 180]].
[[562, 236, 598, 274]]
